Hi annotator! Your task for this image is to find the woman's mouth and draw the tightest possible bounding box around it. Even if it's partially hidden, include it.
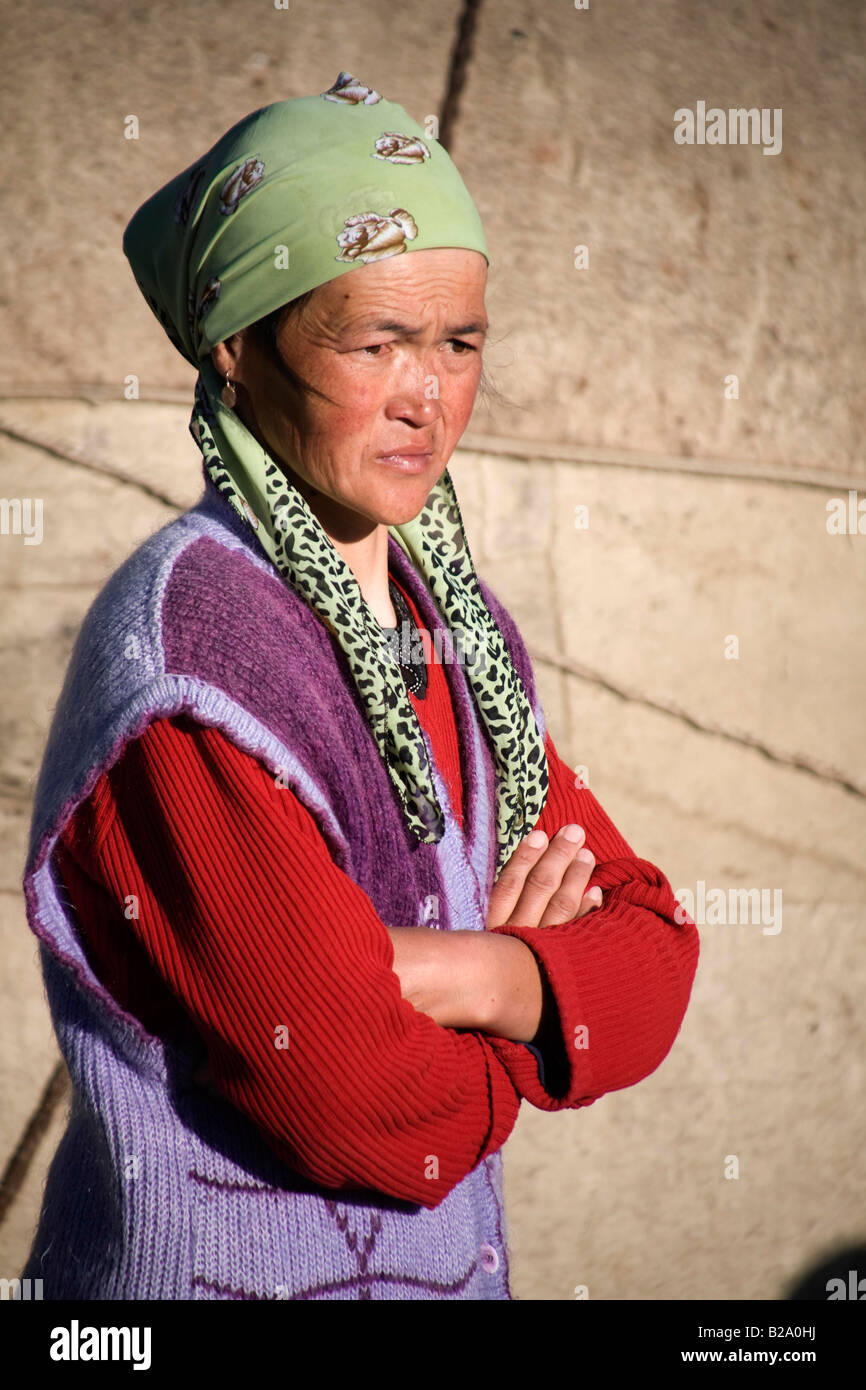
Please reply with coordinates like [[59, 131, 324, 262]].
[[376, 449, 434, 473]]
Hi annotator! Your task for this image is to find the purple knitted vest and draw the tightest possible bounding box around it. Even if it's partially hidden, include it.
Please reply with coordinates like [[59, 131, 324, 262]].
[[21, 471, 547, 1301]]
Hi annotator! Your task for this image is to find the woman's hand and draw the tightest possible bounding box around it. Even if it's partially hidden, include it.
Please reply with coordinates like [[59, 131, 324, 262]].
[[486, 824, 603, 930], [385, 826, 602, 1042]]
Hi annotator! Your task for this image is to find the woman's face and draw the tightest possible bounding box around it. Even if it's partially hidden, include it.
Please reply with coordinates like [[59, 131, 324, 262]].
[[214, 247, 488, 536]]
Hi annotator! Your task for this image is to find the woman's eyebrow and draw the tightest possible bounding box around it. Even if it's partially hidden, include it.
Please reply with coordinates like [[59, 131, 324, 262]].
[[344, 317, 488, 337], [449, 320, 488, 336]]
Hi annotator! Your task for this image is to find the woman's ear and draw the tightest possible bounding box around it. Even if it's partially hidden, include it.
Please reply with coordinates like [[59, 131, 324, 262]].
[[210, 333, 244, 380]]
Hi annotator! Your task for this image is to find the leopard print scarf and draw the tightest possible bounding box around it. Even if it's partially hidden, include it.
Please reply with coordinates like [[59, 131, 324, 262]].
[[191, 357, 547, 874]]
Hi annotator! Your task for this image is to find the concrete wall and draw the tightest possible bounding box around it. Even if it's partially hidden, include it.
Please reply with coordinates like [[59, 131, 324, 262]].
[[1, 0, 863, 1300]]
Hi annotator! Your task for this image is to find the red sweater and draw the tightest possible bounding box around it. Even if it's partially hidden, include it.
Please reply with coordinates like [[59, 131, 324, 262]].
[[54, 575, 698, 1208]]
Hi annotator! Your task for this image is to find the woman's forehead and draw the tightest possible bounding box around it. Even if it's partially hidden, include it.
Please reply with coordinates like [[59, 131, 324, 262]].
[[310, 247, 488, 321]]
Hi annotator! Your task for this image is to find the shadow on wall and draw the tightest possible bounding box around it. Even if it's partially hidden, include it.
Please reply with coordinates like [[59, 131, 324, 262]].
[[786, 1244, 866, 1301]]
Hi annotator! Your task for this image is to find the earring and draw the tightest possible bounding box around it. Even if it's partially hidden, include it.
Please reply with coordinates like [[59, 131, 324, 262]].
[[221, 376, 237, 408]]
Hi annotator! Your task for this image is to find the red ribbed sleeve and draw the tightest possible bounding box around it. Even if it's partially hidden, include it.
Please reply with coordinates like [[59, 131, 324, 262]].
[[54, 711, 523, 1211], [486, 737, 700, 1109]]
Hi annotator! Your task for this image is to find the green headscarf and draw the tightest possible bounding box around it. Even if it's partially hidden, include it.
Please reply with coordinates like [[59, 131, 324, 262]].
[[123, 73, 548, 871]]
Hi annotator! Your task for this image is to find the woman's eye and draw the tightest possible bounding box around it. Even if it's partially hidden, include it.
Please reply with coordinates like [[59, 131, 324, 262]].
[[356, 339, 476, 357]]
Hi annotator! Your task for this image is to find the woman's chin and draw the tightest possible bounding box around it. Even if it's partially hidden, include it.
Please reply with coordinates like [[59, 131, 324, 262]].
[[370, 474, 444, 526], [382, 497, 440, 528]]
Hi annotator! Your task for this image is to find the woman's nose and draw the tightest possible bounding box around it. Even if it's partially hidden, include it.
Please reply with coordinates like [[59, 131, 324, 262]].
[[384, 372, 443, 427]]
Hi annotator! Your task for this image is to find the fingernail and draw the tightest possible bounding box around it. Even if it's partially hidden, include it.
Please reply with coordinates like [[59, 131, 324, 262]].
[[562, 824, 584, 843], [526, 829, 547, 848], [577, 847, 595, 865]]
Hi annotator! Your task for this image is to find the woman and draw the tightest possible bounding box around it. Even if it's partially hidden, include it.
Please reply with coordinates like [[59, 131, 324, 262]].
[[21, 77, 699, 1300]]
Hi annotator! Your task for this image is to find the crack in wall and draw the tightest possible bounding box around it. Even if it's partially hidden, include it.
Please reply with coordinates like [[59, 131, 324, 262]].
[[533, 649, 866, 801], [438, 0, 483, 152], [0, 1060, 69, 1231], [0, 416, 180, 510]]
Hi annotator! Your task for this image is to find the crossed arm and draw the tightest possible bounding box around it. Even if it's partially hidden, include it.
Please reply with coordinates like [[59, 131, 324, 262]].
[[55, 714, 698, 1208], [387, 817, 604, 1042]]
